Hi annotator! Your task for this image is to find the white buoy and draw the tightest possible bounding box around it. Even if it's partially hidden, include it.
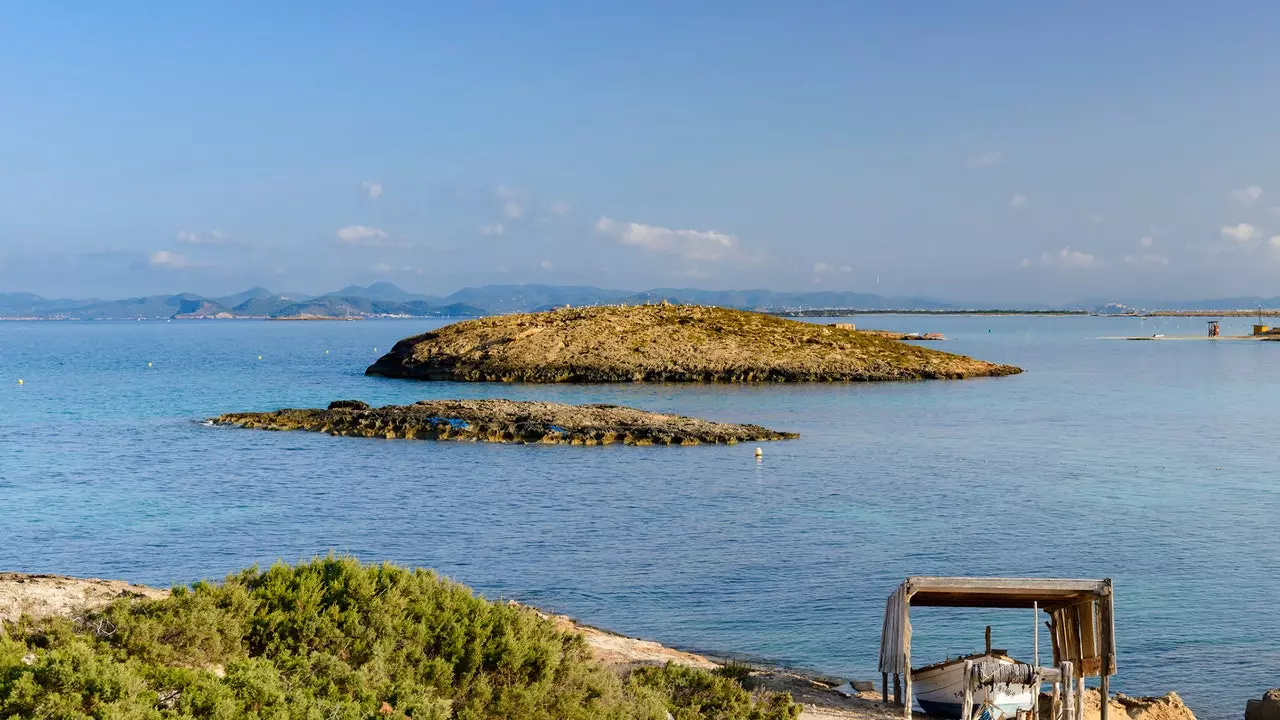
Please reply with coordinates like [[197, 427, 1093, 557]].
[[17, 379, 23, 385], [147, 362, 152, 368], [257, 355, 263, 360], [754, 447, 763, 459], [373, 347, 378, 352], [325, 349, 329, 355]]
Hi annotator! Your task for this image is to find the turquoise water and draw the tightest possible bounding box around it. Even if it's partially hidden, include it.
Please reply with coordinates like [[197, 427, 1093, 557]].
[[2, 315, 1277, 719]]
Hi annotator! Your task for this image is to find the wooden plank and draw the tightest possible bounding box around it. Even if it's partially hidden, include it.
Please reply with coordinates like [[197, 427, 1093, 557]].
[[884, 672, 889, 704]]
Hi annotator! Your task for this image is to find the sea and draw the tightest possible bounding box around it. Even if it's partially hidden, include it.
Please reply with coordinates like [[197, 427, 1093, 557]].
[[2, 314, 1277, 720]]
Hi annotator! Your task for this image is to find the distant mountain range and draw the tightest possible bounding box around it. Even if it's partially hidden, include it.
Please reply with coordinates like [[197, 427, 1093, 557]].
[[0, 283, 960, 320], [4, 282, 1279, 319]]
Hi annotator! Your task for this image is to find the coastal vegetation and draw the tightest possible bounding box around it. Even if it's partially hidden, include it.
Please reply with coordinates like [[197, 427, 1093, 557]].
[[0, 557, 799, 719], [365, 304, 1021, 383], [212, 399, 798, 445]]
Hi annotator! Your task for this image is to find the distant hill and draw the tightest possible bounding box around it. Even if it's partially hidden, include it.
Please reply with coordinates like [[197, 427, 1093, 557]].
[[441, 285, 632, 313], [329, 282, 442, 304], [13, 281, 1280, 320]]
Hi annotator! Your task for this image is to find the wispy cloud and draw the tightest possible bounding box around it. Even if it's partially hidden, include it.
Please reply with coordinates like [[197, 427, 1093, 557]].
[[1124, 253, 1169, 266], [336, 225, 406, 247], [176, 230, 230, 245], [539, 259, 553, 269], [549, 201, 571, 217], [1221, 223, 1260, 243], [1229, 185, 1262, 207], [1009, 194, 1028, 208], [149, 250, 189, 269], [361, 181, 383, 200], [479, 223, 505, 236], [813, 261, 852, 273], [502, 201, 524, 219], [1139, 235, 1155, 248], [596, 216, 742, 261], [967, 151, 1003, 169], [1020, 247, 1096, 269]]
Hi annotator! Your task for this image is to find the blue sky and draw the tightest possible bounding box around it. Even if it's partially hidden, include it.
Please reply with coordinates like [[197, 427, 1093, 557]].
[[2, 3, 1279, 303]]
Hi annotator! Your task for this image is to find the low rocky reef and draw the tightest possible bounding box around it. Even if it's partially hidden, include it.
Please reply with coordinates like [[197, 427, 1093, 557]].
[[211, 398, 798, 446], [366, 304, 1022, 383]]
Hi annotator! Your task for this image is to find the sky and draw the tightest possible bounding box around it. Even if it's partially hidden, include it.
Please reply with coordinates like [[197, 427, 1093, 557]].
[[2, 3, 1280, 304]]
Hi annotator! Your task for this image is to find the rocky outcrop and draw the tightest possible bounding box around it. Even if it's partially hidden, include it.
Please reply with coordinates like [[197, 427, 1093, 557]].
[[1082, 689, 1197, 720], [211, 398, 798, 445], [365, 304, 1022, 383], [0, 573, 168, 623]]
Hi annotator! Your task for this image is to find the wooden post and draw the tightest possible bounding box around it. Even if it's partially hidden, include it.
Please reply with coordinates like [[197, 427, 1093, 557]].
[[1051, 679, 1061, 720], [903, 603, 913, 719], [1060, 662, 1073, 720], [1075, 675, 1085, 720], [961, 660, 974, 720], [985, 625, 992, 654], [1034, 602, 1040, 668], [883, 672, 889, 704], [1100, 658, 1110, 720], [894, 673, 901, 705]]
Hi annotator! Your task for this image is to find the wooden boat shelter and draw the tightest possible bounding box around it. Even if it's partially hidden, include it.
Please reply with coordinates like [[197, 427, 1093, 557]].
[[879, 576, 1116, 720]]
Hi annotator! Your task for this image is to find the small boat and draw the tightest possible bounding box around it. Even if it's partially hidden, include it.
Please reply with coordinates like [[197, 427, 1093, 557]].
[[912, 651, 1037, 719]]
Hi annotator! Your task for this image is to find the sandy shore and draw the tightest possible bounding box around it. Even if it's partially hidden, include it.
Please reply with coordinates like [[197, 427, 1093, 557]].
[[0, 573, 1191, 720]]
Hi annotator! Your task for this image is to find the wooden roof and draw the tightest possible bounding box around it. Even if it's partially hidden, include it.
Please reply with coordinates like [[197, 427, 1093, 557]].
[[901, 576, 1111, 610]]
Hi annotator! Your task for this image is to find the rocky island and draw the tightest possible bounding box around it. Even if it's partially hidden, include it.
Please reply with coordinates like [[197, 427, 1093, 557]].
[[365, 304, 1022, 382], [212, 398, 798, 445]]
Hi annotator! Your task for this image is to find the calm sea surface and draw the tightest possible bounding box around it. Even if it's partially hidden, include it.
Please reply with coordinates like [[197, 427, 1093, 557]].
[[2, 315, 1277, 719]]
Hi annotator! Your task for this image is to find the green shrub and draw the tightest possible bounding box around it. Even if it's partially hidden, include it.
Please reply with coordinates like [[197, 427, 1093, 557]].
[[630, 663, 800, 720], [0, 557, 798, 720]]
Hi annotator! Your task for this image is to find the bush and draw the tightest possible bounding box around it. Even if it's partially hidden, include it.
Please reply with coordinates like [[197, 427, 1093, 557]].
[[630, 663, 800, 720], [0, 557, 798, 720]]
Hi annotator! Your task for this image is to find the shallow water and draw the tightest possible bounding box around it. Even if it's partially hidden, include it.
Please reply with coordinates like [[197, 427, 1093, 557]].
[[2, 315, 1277, 719]]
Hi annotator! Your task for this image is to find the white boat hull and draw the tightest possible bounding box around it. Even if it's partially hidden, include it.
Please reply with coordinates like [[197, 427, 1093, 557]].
[[913, 654, 1037, 719]]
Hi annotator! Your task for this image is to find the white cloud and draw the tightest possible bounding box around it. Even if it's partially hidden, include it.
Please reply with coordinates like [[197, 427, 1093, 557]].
[[149, 250, 188, 269], [1229, 185, 1262, 206], [502, 201, 524, 219], [813, 261, 852, 273], [539, 259, 553, 269], [596, 216, 741, 261], [967, 151, 1003, 169], [361, 181, 383, 200], [494, 185, 518, 200], [372, 262, 393, 273], [1221, 223, 1260, 243], [549, 201, 571, 217], [1009, 194, 1028, 208], [1139, 235, 1155, 248], [176, 230, 228, 245], [1124, 253, 1169, 266], [1021, 247, 1096, 270], [479, 223, 505, 236], [336, 225, 400, 247]]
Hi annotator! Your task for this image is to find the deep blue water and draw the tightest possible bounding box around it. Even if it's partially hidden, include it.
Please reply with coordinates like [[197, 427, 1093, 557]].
[[2, 315, 1278, 720]]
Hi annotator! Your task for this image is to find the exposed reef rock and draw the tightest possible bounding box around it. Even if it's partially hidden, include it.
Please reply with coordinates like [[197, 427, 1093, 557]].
[[211, 398, 798, 446]]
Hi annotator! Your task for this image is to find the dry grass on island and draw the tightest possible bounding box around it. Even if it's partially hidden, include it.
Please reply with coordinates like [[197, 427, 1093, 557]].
[[212, 398, 798, 445], [365, 304, 1022, 383]]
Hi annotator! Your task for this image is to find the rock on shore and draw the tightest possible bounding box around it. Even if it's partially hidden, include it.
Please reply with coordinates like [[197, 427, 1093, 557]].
[[365, 304, 1022, 383], [211, 398, 798, 445]]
